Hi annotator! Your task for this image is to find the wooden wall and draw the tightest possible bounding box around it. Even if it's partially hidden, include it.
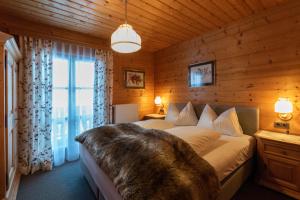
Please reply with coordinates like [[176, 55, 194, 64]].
[[0, 14, 108, 50], [0, 15, 155, 119], [113, 51, 154, 119], [154, 1, 300, 135]]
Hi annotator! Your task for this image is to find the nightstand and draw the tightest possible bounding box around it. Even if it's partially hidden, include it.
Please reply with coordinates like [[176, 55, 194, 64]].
[[255, 130, 300, 199], [143, 114, 166, 120]]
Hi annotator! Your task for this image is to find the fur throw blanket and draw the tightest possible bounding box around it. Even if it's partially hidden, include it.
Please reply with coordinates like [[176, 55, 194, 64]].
[[75, 123, 220, 200]]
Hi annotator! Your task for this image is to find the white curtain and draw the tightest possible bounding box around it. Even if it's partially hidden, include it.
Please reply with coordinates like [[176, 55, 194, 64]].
[[93, 50, 113, 127], [18, 38, 113, 169], [18, 36, 54, 175], [51, 42, 96, 166]]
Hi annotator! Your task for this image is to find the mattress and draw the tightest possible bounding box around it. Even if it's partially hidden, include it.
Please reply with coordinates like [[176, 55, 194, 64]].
[[80, 145, 122, 200], [202, 135, 255, 181]]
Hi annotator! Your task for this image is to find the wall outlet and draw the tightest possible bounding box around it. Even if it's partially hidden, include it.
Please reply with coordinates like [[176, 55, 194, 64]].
[[274, 121, 289, 129]]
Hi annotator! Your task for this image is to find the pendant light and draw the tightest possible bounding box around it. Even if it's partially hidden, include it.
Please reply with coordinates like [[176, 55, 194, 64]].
[[111, 0, 141, 53]]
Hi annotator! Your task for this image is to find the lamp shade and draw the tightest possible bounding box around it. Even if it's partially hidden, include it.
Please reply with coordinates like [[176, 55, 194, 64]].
[[154, 96, 162, 105], [111, 24, 141, 53], [275, 98, 293, 113]]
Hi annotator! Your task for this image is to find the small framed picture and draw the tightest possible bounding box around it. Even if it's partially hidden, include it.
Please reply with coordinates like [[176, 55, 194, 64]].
[[188, 61, 215, 87], [124, 70, 145, 89]]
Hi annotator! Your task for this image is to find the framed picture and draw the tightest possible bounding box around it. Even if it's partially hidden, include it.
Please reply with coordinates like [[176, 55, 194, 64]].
[[188, 61, 215, 87], [124, 70, 145, 89]]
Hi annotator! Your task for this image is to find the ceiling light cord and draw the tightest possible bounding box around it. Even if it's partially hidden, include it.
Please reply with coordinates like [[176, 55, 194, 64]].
[[125, 0, 128, 24]]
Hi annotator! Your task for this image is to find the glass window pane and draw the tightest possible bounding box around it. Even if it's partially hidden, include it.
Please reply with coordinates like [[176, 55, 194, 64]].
[[75, 60, 94, 88], [52, 89, 68, 158], [52, 89, 68, 110], [76, 89, 93, 107], [53, 58, 69, 88], [76, 89, 93, 133], [51, 56, 95, 166]]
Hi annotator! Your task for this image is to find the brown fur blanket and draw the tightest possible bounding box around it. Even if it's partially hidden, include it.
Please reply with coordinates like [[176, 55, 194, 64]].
[[75, 123, 220, 200]]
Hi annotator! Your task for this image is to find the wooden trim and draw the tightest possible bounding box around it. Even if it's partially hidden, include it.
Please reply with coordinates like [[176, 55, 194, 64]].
[[0, 33, 21, 200], [4, 40, 21, 61], [5, 170, 20, 200], [0, 42, 6, 200], [0, 33, 12, 44]]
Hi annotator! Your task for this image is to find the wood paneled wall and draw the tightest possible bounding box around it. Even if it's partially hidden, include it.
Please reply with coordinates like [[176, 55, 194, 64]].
[[154, 1, 300, 135], [0, 15, 155, 119], [113, 51, 154, 119], [0, 14, 108, 50]]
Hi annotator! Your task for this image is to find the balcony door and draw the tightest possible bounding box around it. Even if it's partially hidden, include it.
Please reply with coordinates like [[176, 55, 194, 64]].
[[52, 56, 94, 166]]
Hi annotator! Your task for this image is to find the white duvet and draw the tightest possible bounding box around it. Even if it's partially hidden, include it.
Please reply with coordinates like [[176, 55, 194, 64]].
[[164, 126, 221, 156], [134, 120, 255, 181], [134, 120, 221, 155]]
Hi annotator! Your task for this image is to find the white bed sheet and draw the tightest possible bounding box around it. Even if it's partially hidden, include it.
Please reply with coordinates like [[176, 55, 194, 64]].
[[202, 135, 255, 181], [133, 119, 175, 130]]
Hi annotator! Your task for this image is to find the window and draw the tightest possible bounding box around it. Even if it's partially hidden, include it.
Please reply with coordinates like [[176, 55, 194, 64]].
[[52, 56, 94, 166]]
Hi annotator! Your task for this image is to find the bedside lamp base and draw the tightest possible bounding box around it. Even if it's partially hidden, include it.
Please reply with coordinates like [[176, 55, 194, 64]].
[[158, 108, 164, 115], [278, 113, 293, 121]]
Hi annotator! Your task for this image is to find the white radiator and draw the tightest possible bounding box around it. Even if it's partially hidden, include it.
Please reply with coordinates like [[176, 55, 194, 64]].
[[113, 104, 139, 124]]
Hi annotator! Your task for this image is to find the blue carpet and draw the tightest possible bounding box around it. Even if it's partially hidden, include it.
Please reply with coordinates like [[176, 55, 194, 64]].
[[233, 180, 295, 200], [16, 161, 96, 200], [17, 160, 294, 200]]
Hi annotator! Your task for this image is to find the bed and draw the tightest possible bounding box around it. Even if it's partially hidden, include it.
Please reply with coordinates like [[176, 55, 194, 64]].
[[79, 104, 259, 200]]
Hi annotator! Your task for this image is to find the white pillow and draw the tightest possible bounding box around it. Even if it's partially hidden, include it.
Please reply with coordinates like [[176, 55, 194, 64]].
[[175, 102, 198, 126], [165, 126, 221, 156], [197, 104, 217, 129], [165, 103, 180, 122], [213, 107, 244, 137]]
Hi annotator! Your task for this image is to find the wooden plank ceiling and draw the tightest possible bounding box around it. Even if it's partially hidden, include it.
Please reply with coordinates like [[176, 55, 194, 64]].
[[0, 0, 291, 52]]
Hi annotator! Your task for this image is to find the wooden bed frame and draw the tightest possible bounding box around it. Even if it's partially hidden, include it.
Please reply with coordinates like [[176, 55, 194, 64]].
[[80, 104, 259, 200]]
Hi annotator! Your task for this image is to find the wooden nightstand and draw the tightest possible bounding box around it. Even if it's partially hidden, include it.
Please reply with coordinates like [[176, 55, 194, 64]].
[[255, 130, 300, 199], [143, 114, 166, 120]]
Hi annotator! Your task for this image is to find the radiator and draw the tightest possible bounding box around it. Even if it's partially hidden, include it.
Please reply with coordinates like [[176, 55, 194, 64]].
[[112, 104, 139, 123]]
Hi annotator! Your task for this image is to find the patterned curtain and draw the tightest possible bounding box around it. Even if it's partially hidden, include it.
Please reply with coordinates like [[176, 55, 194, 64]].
[[93, 50, 113, 127], [18, 36, 54, 175]]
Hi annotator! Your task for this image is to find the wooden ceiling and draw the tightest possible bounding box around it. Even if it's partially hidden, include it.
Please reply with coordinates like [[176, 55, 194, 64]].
[[0, 0, 291, 52]]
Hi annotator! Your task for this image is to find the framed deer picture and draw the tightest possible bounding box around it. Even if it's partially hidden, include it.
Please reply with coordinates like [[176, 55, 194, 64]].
[[124, 70, 145, 89]]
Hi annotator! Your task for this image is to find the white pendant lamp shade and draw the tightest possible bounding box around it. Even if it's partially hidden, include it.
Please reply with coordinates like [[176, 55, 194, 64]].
[[111, 23, 141, 53]]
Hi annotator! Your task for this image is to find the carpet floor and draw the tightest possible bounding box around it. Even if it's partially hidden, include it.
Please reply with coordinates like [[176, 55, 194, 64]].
[[16, 161, 96, 200], [17, 160, 295, 200]]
